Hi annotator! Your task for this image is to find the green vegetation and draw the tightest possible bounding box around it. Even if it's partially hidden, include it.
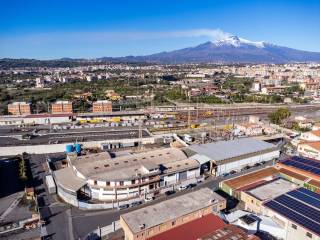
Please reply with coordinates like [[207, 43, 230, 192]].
[[192, 95, 223, 104], [18, 153, 28, 182], [222, 76, 254, 94], [268, 107, 291, 125], [291, 122, 311, 132]]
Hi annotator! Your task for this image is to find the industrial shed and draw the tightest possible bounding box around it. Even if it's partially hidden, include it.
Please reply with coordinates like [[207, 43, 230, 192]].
[[188, 138, 280, 176]]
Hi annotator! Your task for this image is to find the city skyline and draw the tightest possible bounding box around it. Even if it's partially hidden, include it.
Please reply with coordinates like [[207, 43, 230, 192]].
[[0, 0, 320, 59]]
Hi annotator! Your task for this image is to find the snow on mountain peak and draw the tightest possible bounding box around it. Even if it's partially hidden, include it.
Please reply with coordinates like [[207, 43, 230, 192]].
[[214, 35, 265, 48]]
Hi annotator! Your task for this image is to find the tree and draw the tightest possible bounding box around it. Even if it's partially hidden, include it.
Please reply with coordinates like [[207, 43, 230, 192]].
[[268, 107, 291, 125]]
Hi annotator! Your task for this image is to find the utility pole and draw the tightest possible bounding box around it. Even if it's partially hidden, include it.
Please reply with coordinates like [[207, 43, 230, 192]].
[[188, 93, 191, 129]]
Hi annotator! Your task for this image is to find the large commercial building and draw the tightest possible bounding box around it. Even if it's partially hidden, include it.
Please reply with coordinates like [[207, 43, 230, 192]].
[[54, 148, 201, 205], [263, 188, 320, 240], [120, 188, 226, 240], [7, 102, 31, 115], [92, 100, 112, 113], [51, 101, 73, 114], [187, 138, 280, 176]]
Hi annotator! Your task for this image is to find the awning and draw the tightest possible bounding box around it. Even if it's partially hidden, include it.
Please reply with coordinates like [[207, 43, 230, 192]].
[[54, 167, 86, 193]]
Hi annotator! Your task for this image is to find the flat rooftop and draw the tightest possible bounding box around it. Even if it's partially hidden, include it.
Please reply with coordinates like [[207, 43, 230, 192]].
[[121, 188, 225, 234], [246, 178, 297, 201], [69, 148, 199, 181], [187, 138, 277, 162], [54, 167, 87, 193]]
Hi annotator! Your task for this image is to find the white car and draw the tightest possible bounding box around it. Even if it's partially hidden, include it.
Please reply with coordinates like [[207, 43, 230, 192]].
[[178, 185, 187, 190], [144, 196, 154, 202]]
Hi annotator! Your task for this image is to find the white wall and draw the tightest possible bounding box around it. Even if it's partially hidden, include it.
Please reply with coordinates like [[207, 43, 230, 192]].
[[0, 137, 156, 156], [216, 150, 279, 175]]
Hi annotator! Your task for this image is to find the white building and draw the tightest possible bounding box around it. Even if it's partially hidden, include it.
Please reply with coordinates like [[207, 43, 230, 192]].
[[54, 148, 201, 206], [187, 138, 280, 176]]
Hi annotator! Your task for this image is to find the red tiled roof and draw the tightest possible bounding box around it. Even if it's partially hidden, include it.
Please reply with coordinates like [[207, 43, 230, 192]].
[[147, 214, 226, 240], [235, 180, 268, 192], [278, 168, 308, 181]]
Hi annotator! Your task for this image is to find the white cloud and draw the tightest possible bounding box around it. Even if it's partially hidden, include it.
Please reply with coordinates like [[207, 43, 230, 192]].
[[0, 28, 232, 43]]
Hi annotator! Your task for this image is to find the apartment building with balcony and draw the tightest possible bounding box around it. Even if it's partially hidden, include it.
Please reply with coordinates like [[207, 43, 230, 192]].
[[7, 102, 31, 115], [51, 101, 73, 114], [92, 100, 112, 113]]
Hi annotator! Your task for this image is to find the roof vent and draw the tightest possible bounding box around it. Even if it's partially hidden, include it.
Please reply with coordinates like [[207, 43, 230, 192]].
[[140, 224, 145, 230]]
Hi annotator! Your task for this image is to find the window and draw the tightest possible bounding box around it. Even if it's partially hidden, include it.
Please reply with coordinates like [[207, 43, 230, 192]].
[[306, 232, 312, 238], [106, 182, 110, 186], [171, 220, 176, 226], [119, 181, 124, 186], [291, 224, 297, 230], [94, 180, 97, 185], [131, 180, 135, 184]]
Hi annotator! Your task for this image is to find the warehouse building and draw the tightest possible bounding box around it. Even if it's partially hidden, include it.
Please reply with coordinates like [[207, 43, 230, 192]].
[[276, 156, 320, 192], [219, 167, 280, 199], [241, 178, 297, 214], [120, 188, 226, 240], [54, 148, 202, 205], [187, 138, 280, 176], [263, 188, 320, 240]]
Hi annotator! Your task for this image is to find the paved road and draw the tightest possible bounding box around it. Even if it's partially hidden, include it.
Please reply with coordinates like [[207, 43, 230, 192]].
[[28, 153, 73, 240], [0, 129, 150, 146]]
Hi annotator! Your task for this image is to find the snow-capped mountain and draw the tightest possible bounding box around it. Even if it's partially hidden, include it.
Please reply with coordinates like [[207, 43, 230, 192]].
[[101, 35, 320, 64], [213, 36, 265, 48]]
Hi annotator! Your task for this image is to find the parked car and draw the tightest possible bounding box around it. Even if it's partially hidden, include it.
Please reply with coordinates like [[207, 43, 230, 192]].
[[229, 170, 237, 175], [130, 201, 142, 207], [178, 185, 187, 190], [261, 161, 266, 164], [118, 204, 129, 210], [254, 162, 262, 167], [186, 183, 197, 189], [222, 173, 230, 177], [241, 166, 251, 171], [144, 196, 154, 202], [165, 190, 176, 196]]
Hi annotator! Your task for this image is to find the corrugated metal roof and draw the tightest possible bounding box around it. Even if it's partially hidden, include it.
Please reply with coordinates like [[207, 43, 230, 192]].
[[187, 138, 277, 162], [190, 154, 211, 165]]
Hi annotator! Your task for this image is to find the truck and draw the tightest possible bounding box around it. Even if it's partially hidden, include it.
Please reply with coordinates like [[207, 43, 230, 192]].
[[46, 175, 56, 194]]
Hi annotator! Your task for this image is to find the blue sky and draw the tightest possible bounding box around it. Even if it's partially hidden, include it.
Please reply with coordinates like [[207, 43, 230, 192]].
[[0, 0, 319, 59]]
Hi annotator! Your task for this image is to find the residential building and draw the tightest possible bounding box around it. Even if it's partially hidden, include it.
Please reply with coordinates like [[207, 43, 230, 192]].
[[92, 100, 112, 113], [297, 141, 320, 159], [300, 130, 320, 142], [51, 101, 73, 114], [8, 102, 31, 115], [120, 188, 226, 240]]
